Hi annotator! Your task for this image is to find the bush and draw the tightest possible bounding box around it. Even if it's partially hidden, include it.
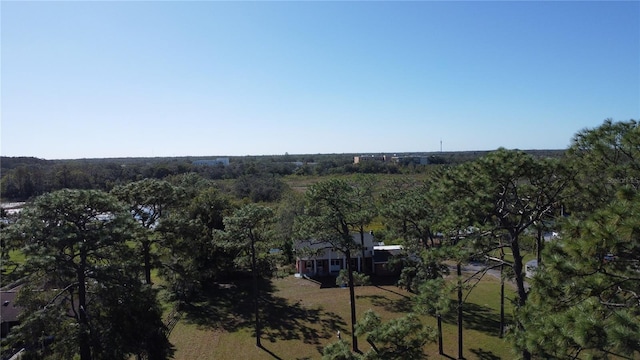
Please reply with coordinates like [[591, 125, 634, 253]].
[[336, 269, 370, 287]]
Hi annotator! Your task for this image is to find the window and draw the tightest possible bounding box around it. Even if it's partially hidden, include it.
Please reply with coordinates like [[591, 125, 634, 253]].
[[331, 259, 341, 266]]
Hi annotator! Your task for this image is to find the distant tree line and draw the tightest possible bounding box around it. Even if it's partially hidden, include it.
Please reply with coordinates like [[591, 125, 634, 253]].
[[0, 158, 288, 201], [1, 150, 564, 201]]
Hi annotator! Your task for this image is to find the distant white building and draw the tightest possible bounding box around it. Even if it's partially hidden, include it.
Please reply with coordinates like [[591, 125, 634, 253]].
[[192, 158, 229, 166], [354, 155, 386, 164], [389, 155, 430, 165]]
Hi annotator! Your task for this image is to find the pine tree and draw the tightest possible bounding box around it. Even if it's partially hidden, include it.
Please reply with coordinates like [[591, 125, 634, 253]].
[[5, 189, 172, 359], [437, 149, 568, 359], [519, 119, 640, 359], [296, 179, 366, 352], [223, 203, 275, 347], [519, 192, 640, 358], [111, 178, 179, 284]]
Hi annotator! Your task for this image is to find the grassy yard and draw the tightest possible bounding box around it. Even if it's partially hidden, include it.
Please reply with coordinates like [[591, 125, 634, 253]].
[[283, 173, 435, 192], [169, 273, 517, 360]]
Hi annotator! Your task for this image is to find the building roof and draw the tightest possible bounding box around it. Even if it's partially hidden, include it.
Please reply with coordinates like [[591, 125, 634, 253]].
[[373, 245, 403, 251], [295, 232, 378, 251], [0, 291, 21, 323]]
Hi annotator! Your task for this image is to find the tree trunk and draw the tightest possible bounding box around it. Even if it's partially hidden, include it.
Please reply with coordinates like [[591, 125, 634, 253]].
[[536, 226, 543, 265], [500, 252, 505, 338], [78, 248, 91, 360], [511, 236, 532, 360], [359, 226, 366, 274], [251, 238, 261, 347], [437, 314, 443, 355], [511, 238, 528, 306], [428, 229, 435, 248], [457, 262, 463, 360], [499, 256, 504, 339], [143, 241, 152, 285], [346, 249, 359, 353]]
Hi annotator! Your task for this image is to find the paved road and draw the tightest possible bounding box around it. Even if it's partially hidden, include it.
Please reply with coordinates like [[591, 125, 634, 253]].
[[456, 261, 530, 290]]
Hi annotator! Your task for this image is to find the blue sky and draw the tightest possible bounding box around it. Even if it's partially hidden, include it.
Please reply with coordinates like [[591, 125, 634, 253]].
[[2, 1, 638, 159]]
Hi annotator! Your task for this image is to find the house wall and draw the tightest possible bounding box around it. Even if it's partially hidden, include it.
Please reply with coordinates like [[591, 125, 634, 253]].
[[295, 233, 382, 276], [296, 258, 338, 276], [297, 257, 377, 276], [374, 263, 401, 276], [1, 321, 18, 338]]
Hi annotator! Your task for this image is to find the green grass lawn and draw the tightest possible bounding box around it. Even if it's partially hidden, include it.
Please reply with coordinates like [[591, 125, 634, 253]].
[[7, 249, 25, 264], [169, 274, 517, 360], [282, 173, 433, 195]]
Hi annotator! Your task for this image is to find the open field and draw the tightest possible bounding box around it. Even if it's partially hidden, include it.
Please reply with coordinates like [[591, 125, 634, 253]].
[[169, 274, 517, 359], [282, 173, 434, 195]]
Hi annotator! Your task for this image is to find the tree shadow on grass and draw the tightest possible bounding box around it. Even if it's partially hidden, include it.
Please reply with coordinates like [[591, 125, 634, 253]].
[[308, 275, 340, 289], [370, 275, 401, 286], [355, 293, 413, 313], [261, 291, 346, 345], [179, 280, 253, 332], [470, 347, 502, 360], [372, 284, 409, 299], [440, 301, 512, 337], [179, 277, 347, 356]]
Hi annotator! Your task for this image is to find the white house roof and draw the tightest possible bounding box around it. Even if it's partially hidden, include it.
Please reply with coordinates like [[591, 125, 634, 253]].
[[295, 232, 378, 250], [373, 245, 403, 251]]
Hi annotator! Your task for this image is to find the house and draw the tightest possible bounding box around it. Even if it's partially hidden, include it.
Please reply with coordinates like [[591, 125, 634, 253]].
[[294, 233, 403, 277], [372, 245, 403, 276], [1, 290, 21, 338], [295, 233, 377, 276]]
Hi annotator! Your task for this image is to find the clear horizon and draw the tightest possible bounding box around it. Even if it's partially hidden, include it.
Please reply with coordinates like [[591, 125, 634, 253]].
[[2, 1, 638, 160], [1, 148, 568, 162]]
